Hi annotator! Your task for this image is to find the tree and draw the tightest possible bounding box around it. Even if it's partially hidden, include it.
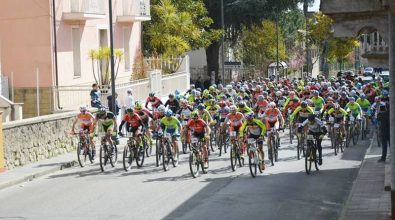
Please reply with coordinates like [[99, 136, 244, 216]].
[[240, 21, 286, 72], [203, 0, 303, 78], [88, 47, 123, 87], [144, 0, 221, 57]]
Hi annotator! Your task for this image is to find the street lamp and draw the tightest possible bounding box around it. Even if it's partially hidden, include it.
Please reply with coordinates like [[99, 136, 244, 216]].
[[276, 14, 279, 82], [108, 0, 116, 113], [221, 0, 225, 84]]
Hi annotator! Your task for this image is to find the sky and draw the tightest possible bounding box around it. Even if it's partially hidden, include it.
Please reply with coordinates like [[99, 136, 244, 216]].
[[299, 0, 321, 12]]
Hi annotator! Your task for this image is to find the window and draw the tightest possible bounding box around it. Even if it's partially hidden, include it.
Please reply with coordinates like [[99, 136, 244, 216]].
[[72, 27, 81, 77], [123, 29, 130, 71]]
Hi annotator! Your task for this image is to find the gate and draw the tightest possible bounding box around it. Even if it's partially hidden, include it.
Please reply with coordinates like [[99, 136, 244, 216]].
[[150, 70, 162, 96]]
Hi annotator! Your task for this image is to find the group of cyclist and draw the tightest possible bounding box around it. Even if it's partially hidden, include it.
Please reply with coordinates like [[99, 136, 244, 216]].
[[71, 73, 390, 174]]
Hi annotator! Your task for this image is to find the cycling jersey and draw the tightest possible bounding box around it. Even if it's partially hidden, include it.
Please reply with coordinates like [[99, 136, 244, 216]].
[[199, 109, 213, 123], [145, 97, 163, 109], [311, 96, 325, 110], [77, 112, 94, 126], [327, 108, 348, 119], [356, 98, 370, 112], [345, 102, 362, 117], [224, 112, 244, 127], [160, 117, 181, 134], [123, 113, 143, 128], [301, 118, 325, 133], [290, 106, 314, 123], [186, 119, 207, 134], [238, 106, 253, 114], [239, 119, 266, 137], [177, 106, 194, 121], [264, 108, 282, 123]]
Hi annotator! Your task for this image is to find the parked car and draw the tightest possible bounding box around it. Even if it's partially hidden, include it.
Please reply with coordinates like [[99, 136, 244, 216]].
[[357, 76, 374, 84], [363, 67, 374, 76], [379, 71, 389, 82]]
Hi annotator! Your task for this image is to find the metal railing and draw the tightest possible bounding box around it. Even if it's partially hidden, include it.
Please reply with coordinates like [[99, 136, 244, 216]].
[[70, 0, 105, 14]]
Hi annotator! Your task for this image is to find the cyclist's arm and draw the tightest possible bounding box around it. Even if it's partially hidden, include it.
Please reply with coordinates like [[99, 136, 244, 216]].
[[283, 97, 290, 108], [306, 106, 314, 114], [239, 121, 247, 138], [290, 106, 301, 123], [254, 119, 267, 136]]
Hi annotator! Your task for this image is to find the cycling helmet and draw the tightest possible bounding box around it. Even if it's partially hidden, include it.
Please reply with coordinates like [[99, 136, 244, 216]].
[[209, 86, 215, 91], [257, 95, 264, 101], [236, 96, 243, 102], [262, 91, 268, 96], [349, 97, 355, 102], [229, 105, 237, 113], [289, 91, 295, 96], [360, 94, 366, 99], [195, 91, 201, 96], [203, 90, 210, 96], [333, 103, 340, 109], [79, 105, 87, 112], [191, 111, 199, 119], [98, 107, 107, 114], [226, 85, 233, 90], [268, 102, 276, 109], [340, 91, 347, 97], [168, 93, 175, 98], [209, 99, 216, 105], [275, 91, 282, 97], [245, 112, 254, 120], [149, 92, 155, 97], [292, 97, 299, 103], [126, 107, 134, 113], [197, 103, 205, 110], [382, 90, 389, 96], [375, 96, 381, 102], [165, 109, 173, 117], [135, 101, 143, 110], [350, 90, 356, 97], [175, 89, 180, 96], [308, 113, 316, 122], [219, 101, 226, 108], [312, 90, 319, 96], [223, 106, 230, 113], [238, 102, 246, 108], [301, 101, 308, 108], [158, 105, 166, 113]]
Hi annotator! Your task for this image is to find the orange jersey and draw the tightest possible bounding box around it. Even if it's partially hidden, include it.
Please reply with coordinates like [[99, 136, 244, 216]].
[[186, 119, 207, 134], [225, 112, 244, 127], [264, 108, 281, 123], [77, 112, 94, 125]]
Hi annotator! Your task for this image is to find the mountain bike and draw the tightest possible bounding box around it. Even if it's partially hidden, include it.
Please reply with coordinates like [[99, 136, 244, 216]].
[[229, 131, 244, 171], [267, 127, 279, 166], [246, 137, 264, 178], [122, 132, 147, 171], [76, 129, 94, 167], [305, 133, 320, 174], [98, 132, 118, 172], [158, 132, 179, 171], [189, 136, 208, 178]]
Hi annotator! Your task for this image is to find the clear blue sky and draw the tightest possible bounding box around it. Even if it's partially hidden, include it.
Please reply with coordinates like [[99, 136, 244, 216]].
[[299, 0, 320, 12]]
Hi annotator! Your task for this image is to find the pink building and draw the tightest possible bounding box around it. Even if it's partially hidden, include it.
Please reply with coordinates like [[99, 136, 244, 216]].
[[0, 0, 150, 118]]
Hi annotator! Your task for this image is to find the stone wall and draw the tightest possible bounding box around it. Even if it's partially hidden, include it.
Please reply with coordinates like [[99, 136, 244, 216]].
[[2, 111, 78, 169]]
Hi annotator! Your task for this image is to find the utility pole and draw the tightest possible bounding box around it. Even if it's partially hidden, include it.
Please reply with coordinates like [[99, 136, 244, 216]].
[[276, 14, 279, 82], [108, 0, 116, 113], [221, 0, 225, 84], [304, 0, 309, 79]]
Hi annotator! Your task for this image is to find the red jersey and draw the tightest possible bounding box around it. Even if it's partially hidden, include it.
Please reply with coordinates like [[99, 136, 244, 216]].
[[123, 113, 143, 128], [186, 119, 207, 134]]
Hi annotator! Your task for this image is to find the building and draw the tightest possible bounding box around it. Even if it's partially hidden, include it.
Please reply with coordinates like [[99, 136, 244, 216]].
[[0, 0, 151, 118]]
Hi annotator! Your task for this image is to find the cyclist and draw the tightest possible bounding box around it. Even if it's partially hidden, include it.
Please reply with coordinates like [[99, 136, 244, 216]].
[[263, 102, 284, 148], [164, 93, 180, 114], [356, 94, 371, 131], [118, 107, 144, 147], [94, 108, 118, 150], [254, 95, 269, 115], [224, 105, 245, 137], [345, 97, 363, 122], [145, 92, 163, 111], [197, 103, 213, 125], [238, 101, 253, 114], [298, 114, 327, 165], [338, 92, 349, 109], [327, 103, 348, 140], [71, 106, 96, 156], [311, 90, 325, 113], [160, 110, 181, 160], [184, 111, 211, 168], [239, 112, 267, 170]]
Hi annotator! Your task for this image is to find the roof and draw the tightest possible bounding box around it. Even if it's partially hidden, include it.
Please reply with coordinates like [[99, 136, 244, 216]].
[[268, 61, 288, 68]]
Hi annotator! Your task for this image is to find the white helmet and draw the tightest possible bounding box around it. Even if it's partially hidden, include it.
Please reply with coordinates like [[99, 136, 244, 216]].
[[268, 102, 276, 109], [79, 105, 87, 112], [157, 105, 166, 113], [127, 89, 132, 94]]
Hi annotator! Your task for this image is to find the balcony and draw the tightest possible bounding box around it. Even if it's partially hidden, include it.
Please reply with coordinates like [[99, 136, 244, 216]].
[[117, 0, 151, 23], [63, 0, 105, 21]]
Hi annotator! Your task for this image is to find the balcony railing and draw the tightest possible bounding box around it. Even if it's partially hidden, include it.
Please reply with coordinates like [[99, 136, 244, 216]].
[[63, 0, 105, 21], [118, 0, 151, 23]]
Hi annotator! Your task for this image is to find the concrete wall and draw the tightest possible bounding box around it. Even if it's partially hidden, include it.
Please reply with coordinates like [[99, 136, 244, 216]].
[[14, 87, 53, 118], [2, 111, 79, 169], [0, 112, 4, 172]]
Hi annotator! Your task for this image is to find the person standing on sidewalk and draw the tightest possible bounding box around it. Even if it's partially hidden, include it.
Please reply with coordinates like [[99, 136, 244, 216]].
[[124, 89, 135, 109], [378, 103, 390, 162]]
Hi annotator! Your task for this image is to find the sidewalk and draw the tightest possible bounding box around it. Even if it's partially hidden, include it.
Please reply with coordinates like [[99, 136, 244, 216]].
[[340, 136, 391, 220], [0, 152, 77, 190]]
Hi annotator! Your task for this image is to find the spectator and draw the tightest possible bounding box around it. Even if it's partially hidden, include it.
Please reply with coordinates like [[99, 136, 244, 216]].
[[124, 89, 135, 109], [90, 83, 102, 108], [107, 93, 120, 116], [377, 104, 390, 162]]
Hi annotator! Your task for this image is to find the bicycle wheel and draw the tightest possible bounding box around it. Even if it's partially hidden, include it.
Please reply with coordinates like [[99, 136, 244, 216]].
[[109, 144, 118, 167], [289, 126, 293, 144], [218, 135, 223, 157], [248, 150, 257, 178], [202, 157, 208, 174], [352, 125, 358, 145], [297, 135, 301, 160], [377, 130, 382, 148], [77, 142, 87, 167], [332, 129, 337, 156], [305, 146, 312, 174], [146, 140, 152, 158], [230, 143, 238, 171], [345, 126, 352, 148], [155, 139, 161, 167], [237, 147, 244, 167], [182, 141, 188, 154], [171, 145, 179, 167], [209, 133, 215, 153], [136, 143, 145, 167], [314, 146, 319, 171], [189, 151, 200, 178], [274, 138, 279, 162], [258, 149, 264, 174], [269, 137, 275, 166], [99, 145, 108, 172], [162, 143, 170, 171], [122, 145, 134, 171]]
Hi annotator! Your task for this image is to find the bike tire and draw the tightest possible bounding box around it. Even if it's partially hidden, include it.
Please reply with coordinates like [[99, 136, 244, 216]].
[[258, 150, 264, 174], [210, 133, 215, 153], [314, 146, 319, 171], [136, 144, 145, 167], [109, 144, 118, 167], [230, 143, 238, 171], [189, 152, 199, 178], [289, 126, 293, 144], [162, 143, 170, 171], [123, 145, 134, 171], [332, 129, 337, 156], [172, 145, 179, 167], [99, 145, 108, 172], [202, 159, 208, 174], [352, 126, 357, 145], [248, 150, 257, 178], [297, 136, 301, 160], [155, 139, 161, 167], [305, 144, 312, 174], [182, 142, 187, 154], [77, 142, 87, 168]]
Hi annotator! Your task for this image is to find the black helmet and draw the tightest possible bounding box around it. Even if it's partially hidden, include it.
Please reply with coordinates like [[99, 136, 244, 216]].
[[308, 114, 315, 122], [301, 101, 308, 108]]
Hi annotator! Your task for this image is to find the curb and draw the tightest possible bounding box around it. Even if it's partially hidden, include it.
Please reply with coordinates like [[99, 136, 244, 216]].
[[339, 137, 374, 220], [0, 160, 78, 191]]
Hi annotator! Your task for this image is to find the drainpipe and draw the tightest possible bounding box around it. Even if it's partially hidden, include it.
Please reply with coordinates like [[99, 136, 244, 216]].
[[52, 0, 62, 110]]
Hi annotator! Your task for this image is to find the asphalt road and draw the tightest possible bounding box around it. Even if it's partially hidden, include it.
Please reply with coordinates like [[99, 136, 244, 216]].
[[0, 130, 371, 220]]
